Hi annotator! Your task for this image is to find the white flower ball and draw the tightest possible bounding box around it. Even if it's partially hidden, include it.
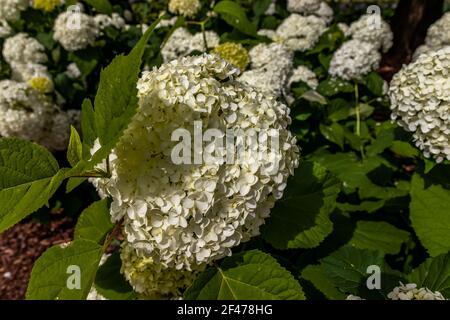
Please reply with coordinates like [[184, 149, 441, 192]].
[[389, 46, 450, 163], [347, 14, 393, 53], [0, 0, 27, 22], [53, 11, 99, 51], [239, 43, 293, 97], [329, 39, 381, 81], [168, 0, 201, 18], [2, 33, 47, 65], [288, 65, 319, 90], [274, 14, 327, 52], [92, 54, 299, 270], [425, 12, 450, 48]]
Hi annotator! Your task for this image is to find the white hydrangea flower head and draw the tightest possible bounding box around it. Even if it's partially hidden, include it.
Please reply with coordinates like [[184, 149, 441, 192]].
[[161, 27, 219, 62], [347, 14, 393, 53], [121, 243, 203, 299], [287, 0, 321, 14], [0, 80, 51, 144], [155, 16, 178, 29], [274, 14, 327, 52], [389, 46, 450, 163], [2, 33, 47, 65], [314, 2, 334, 24], [94, 13, 126, 33], [387, 283, 446, 300], [10, 62, 50, 83], [168, 0, 201, 18], [288, 65, 319, 89], [329, 39, 381, 81], [0, 0, 28, 22], [425, 12, 450, 48], [53, 10, 99, 51], [239, 43, 294, 97], [92, 54, 299, 270], [0, 80, 78, 151]]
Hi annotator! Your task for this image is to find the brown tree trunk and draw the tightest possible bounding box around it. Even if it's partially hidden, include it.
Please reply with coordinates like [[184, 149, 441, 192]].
[[379, 0, 444, 81]]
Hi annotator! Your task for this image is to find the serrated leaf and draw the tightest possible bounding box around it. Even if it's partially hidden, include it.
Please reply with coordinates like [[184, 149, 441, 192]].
[[26, 240, 103, 300], [409, 252, 450, 298], [67, 126, 82, 167], [0, 139, 66, 233], [410, 174, 450, 257], [327, 98, 351, 122], [214, 1, 257, 36], [349, 221, 410, 254], [336, 200, 385, 213], [261, 161, 340, 249], [320, 123, 345, 149], [94, 252, 136, 300], [185, 250, 304, 300], [390, 141, 419, 158], [365, 72, 385, 96], [322, 246, 384, 296], [301, 265, 347, 300], [74, 199, 113, 244]]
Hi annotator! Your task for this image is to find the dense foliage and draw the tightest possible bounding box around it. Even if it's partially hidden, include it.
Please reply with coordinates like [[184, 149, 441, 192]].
[[0, 0, 449, 300]]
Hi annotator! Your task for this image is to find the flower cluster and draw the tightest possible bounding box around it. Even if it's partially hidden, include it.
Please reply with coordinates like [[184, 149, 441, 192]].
[[32, 0, 61, 12], [53, 10, 99, 51], [211, 42, 250, 72], [0, 0, 27, 22], [347, 14, 393, 53], [288, 65, 319, 90], [287, 0, 322, 14], [92, 54, 299, 271], [389, 46, 450, 163], [239, 43, 294, 98], [168, 0, 201, 18], [94, 13, 126, 34], [413, 13, 450, 61], [121, 243, 204, 298], [387, 283, 446, 300], [0, 80, 79, 150], [329, 39, 381, 80], [329, 12, 393, 81], [259, 14, 328, 52], [161, 27, 219, 62]]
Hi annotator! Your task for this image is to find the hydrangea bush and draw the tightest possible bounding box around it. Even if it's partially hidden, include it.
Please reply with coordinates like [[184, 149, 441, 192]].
[[0, 0, 449, 301]]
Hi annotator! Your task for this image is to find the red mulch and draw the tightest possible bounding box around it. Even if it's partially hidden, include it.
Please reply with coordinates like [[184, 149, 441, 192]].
[[0, 217, 75, 300]]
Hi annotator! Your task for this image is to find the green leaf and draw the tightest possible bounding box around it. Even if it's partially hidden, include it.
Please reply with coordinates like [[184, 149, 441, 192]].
[[26, 240, 103, 300], [409, 252, 450, 298], [336, 200, 385, 213], [350, 103, 374, 119], [84, 0, 113, 14], [214, 1, 257, 36], [301, 90, 327, 105], [0, 139, 66, 233], [185, 250, 304, 300], [317, 78, 354, 97], [365, 72, 385, 96], [322, 246, 384, 295], [68, 49, 99, 78], [261, 161, 340, 249], [390, 141, 419, 158], [320, 123, 345, 149], [74, 199, 113, 244], [94, 252, 136, 300], [252, 0, 272, 16], [327, 98, 351, 122], [349, 221, 410, 254], [301, 265, 347, 300], [67, 126, 83, 167], [410, 174, 450, 256], [73, 17, 161, 174]]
